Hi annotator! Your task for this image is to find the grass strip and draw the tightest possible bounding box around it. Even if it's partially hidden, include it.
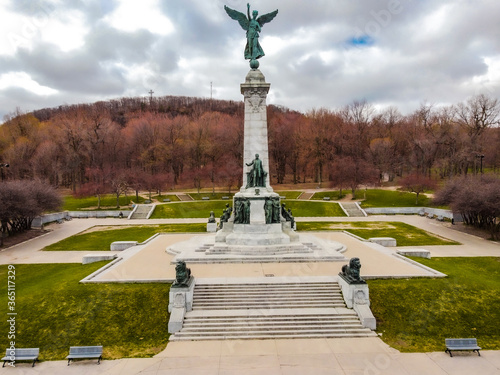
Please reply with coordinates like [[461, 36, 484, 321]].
[[44, 223, 206, 251], [0, 263, 170, 360], [369, 257, 500, 352], [297, 221, 459, 246]]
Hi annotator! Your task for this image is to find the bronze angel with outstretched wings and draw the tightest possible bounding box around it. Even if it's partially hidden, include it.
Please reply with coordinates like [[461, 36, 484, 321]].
[[224, 3, 278, 62]]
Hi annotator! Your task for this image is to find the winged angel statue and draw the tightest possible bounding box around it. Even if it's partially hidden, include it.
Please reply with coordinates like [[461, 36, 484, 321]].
[[224, 3, 278, 68]]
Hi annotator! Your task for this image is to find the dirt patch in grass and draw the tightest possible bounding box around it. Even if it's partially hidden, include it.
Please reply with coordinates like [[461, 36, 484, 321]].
[[0, 229, 50, 249]]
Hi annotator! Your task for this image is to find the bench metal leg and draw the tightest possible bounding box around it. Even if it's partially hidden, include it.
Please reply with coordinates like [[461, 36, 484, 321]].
[[32, 358, 37, 367], [2, 360, 5, 368], [67, 358, 72, 366], [476, 350, 481, 356], [98, 355, 102, 365]]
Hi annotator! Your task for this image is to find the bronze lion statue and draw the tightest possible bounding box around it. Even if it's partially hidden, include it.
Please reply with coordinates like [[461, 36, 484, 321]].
[[341, 257, 363, 282], [173, 261, 191, 287]]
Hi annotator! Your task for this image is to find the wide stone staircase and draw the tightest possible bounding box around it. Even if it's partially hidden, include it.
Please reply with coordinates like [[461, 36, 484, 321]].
[[340, 202, 366, 217], [129, 204, 154, 219], [169, 278, 377, 341]]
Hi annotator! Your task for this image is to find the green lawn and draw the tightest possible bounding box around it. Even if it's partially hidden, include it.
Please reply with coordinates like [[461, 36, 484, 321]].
[[282, 201, 347, 217], [369, 257, 500, 352], [297, 221, 459, 246], [63, 194, 145, 211], [151, 194, 180, 202], [275, 191, 303, 199], [44, 223, 206, 251], [0, 263, 170, 360], [188, 192, 235, 200], [310, 191, 346, 200], [150, 201, 229, 219], [360, 189, 430, 208]]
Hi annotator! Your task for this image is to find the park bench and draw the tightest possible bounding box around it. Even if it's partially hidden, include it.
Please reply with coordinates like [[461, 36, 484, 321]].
[[222, 196, 230, 200], [66, 346, 103, 365], [2, 348, 39, 367], [202, 197, 210, 200], [163, 198, 171, 202], [445, 338, 481, 357], [323, 197, 331, 201]]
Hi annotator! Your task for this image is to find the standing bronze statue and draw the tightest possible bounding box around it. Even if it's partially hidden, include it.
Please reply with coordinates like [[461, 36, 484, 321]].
[[224, 3, 278, 69], [245, 153, 266, 188]]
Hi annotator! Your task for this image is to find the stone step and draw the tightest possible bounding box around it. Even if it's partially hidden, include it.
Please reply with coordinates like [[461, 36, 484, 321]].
[[178, 256, 344, 263], [192, 303, 346, 310], [183, 319, 362, 327], [172, 329, 376, 340], [195, 288, 340, 296], [193, 295, 344, 302], [193, 293, 342, 299], [170, 280, 374, 341], [184, 315, 358, 323], [194, 285, 340, 290], [181, 323, 366, 331]]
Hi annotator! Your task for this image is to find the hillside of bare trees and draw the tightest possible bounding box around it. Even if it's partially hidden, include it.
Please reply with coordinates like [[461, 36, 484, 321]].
[[1, 94, 499, 194]]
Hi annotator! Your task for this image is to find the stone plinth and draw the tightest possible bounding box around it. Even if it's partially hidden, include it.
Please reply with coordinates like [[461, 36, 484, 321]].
[[225, 223, 291, 246], [369, 237, 397, 247], [338, 275, 376, 330], [206, 222, 217, 232], [168, 277, 195, 334], [397, 249, 431, 259], [110, 241, 138, 251], [82, 254, 117, 265]]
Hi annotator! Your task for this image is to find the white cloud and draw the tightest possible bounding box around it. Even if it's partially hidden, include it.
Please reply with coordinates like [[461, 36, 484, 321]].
[[103, 0, 174, 35], [41, 9, 89, 52], [0, 72, 58, 95]]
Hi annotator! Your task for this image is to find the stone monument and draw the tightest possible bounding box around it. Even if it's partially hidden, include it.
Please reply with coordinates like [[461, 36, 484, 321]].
[[215, 6, 294, 247], [166, 4, 346, 263]]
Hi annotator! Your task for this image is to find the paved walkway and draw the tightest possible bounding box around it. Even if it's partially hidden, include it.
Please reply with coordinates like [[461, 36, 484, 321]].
[[0, 216, 499, 374], [1, 338, 499, 374]]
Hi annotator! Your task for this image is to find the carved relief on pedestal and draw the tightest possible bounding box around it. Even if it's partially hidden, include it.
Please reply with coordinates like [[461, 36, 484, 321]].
[[244, 88, 267, 113]]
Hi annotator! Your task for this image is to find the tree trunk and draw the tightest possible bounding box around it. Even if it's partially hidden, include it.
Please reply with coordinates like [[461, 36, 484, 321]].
[[97, 194, 101, 209]]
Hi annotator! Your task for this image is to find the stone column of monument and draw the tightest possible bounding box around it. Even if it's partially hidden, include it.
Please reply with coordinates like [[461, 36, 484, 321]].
[[240, 69, 272, 191]]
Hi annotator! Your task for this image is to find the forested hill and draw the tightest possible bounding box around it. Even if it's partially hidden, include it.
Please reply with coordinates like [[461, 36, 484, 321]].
[[30, 95, 248, 126], [0, 94, 499, 193]]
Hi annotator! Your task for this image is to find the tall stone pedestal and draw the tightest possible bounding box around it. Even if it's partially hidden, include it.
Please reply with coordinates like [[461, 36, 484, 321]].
[[214, 68, 296, 248]]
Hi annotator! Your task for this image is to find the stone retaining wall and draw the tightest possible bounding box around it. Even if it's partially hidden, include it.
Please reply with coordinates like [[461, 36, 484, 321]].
[[363, 207, 462, 221], [32, 210, 132, 227]]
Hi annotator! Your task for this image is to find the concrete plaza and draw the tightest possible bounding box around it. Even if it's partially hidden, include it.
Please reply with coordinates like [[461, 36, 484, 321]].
[[0, 215, 498, 374]]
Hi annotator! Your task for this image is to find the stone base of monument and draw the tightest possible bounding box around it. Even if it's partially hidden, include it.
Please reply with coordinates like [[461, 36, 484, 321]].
[[225, 223, 292, 246], [337, 274, 376, 330], [167, 233, 347, 264], [168, 277, 195, 334]]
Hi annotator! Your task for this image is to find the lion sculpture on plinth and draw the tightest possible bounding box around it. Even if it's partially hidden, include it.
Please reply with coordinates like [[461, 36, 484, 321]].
[[341, 257, 364, 283], [173, 261, 191, 287]]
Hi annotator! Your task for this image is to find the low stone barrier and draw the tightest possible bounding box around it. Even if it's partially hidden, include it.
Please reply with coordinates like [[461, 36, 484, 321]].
[[110, 241, 138, 251], [369, 237, 397, 247], [397, 249, 431, 259], [363, 207, 461, 221], [82, 254, 117, 265], [32, 210, 132, 227]]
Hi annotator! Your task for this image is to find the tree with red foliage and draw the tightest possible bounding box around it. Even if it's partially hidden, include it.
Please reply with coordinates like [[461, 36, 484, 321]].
[[0, 180, 61, 246], [400, 173, 437, 204], [434, 175, 500, 240]]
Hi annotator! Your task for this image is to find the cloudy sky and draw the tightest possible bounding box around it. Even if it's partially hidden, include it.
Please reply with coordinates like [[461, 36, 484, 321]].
[[1, 0, 499, 121]]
